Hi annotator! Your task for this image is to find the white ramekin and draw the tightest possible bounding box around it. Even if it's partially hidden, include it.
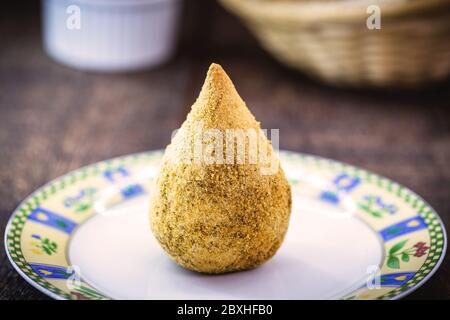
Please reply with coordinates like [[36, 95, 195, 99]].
[[42, 0, 181, 72]]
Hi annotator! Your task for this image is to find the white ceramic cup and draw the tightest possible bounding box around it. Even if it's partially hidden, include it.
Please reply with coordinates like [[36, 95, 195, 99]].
[[42, 0, 181, 72]]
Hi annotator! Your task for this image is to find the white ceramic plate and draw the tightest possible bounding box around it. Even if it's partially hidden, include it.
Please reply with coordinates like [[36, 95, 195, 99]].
[[5, 151, 447, 299]]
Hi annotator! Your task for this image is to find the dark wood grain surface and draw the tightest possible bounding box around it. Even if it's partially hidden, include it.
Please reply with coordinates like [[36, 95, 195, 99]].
[[1, 1, 449, 300]]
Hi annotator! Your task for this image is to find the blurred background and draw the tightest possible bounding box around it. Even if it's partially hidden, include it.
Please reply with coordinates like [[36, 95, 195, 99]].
[[0, 0, 449, 299]]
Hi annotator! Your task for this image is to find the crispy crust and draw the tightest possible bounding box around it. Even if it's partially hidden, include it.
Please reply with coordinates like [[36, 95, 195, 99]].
[[150, 63, 292, 274]]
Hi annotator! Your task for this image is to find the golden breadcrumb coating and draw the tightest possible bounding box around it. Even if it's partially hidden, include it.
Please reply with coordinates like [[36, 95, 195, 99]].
[[150, 63, 292, 274]]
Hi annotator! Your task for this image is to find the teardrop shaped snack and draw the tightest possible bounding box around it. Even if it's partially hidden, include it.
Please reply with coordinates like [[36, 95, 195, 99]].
[[150, 63, 292, 274]]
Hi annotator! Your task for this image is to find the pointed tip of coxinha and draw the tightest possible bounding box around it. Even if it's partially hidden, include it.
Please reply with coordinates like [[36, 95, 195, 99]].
[[197, 62, 238, 109], [187, 63, 259, 130], [207, 63, 228, 80], [204, 63, 233, 92]]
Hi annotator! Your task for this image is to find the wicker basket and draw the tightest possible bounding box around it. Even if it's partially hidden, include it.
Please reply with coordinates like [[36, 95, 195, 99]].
[[219, 0, 450, 87]]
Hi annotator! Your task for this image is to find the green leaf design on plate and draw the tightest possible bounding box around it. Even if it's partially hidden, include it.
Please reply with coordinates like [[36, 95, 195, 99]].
[[389, 239, 408, 255], [55, 220, 67, 228], [387, 256, 400, 269], [40, 238, 58, 255], [387, 227, 401, 235], [401, 253, 410, 262], [75, 203, 91, 213]]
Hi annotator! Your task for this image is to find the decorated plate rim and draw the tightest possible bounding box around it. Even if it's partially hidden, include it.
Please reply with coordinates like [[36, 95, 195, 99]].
[[4, 150, 447, 300]]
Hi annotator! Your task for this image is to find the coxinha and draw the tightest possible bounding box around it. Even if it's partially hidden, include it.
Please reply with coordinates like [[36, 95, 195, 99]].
[[150, 63, 292, 274]]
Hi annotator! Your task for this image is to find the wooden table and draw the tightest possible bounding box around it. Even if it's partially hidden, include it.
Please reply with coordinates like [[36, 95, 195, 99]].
[[1, 1, 449, 300]]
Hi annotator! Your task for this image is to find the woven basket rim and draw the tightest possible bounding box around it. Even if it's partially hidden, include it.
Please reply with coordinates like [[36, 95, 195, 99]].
[[220, 0, 450, 24]]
